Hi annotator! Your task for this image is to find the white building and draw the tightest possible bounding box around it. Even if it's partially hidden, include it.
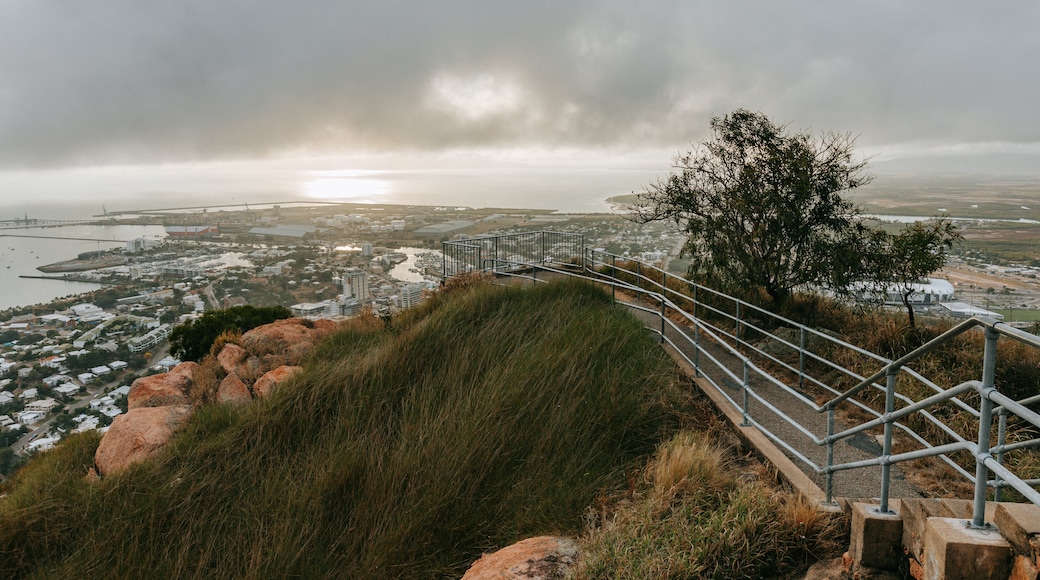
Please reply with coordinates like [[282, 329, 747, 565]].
[[20, 388, 38, 400], [342, 268, 369, 301], [42, 374, 71, 387], [70, 303, 104, 318], [856, 278, 956, 306], [55, 383, 82, 396], [77, 372, 97, 384], [24, 397, 59, 413], [398, 284, 425, 309], [940, 302, 1005, 321], [290, 302, 329, 320], [90, 365, 112, 376]]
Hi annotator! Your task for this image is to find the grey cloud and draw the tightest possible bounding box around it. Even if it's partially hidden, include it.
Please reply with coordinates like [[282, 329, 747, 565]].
[[0, 1, 1038, 168]]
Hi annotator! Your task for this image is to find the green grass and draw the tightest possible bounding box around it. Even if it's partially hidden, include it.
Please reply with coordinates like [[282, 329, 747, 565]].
[[0, 279, 689, 579]]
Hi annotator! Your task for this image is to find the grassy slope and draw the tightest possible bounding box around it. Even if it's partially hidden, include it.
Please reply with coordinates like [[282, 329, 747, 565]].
[[0, 279, 686, 579]]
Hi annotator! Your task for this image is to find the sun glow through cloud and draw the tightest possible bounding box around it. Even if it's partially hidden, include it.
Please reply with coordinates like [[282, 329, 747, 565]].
[[301, 170, 393, 203]]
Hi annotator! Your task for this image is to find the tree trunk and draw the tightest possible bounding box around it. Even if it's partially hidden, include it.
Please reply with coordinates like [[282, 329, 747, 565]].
[[902, 293, 916, 328]]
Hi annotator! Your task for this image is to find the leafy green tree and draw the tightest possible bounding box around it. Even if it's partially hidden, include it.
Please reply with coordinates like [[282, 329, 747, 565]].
[[168, 305, 292, 361], [634, 109, 872, 304], [877, 218, 961, 327]]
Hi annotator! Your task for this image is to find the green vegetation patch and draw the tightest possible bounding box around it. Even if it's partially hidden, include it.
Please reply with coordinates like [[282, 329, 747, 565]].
[[0, 279, 685, 578]]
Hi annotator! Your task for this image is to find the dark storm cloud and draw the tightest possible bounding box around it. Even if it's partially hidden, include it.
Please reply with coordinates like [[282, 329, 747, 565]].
[[0, 1, 1037, 167]]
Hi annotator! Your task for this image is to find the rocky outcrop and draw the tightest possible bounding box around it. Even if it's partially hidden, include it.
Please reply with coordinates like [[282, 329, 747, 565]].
[[462, 536, 580, 580], [91, 317, 334, 480], [217, 373, 252, 405], [94, 405, 192, 476], [253, 365, 303, 399], [241, 318, 336, 363], [127, 372, 192, 409]]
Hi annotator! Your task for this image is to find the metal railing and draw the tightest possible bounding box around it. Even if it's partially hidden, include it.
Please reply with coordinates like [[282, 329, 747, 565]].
[[442, 231, 583, 280], [445, 233, 1040, 528]]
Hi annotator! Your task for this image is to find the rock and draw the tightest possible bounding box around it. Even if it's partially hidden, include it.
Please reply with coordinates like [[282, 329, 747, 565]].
[[128, 372, 192, 409], [217, 373, 252, 405], [461, 536, 579, 580], [217, 343, 249, 375], [241, 318, 335, 362], [253, 365, 303, 399], [169, 361, 201, 383], [94, 405, 192, 476]]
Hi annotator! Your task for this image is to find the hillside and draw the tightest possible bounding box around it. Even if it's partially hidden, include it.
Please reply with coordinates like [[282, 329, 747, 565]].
[[0, 279, 689, 578]]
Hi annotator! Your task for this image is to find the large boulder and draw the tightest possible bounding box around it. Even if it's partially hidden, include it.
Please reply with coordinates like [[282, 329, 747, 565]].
[[128, 372, 192, 409], [241, 318, 336, 362], [253, 365, 303, 399], [217, 373, 252, 405], [462, 536, 580, 580], [94, 405, 192, 476]]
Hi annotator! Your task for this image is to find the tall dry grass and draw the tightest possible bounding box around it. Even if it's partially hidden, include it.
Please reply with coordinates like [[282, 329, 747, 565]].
[[0, 278, 688, 579]]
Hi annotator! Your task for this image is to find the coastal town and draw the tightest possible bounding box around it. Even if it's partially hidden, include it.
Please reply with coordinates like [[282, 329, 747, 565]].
[[0, 202, 683, 476], [6, 199, 1040, 479]]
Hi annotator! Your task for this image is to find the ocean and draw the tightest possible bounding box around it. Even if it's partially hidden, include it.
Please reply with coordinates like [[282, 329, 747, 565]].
[[0, 224, 166, 312]]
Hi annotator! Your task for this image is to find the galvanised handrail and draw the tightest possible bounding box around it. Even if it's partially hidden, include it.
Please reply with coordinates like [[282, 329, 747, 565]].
[[455, 238, 1040, 529]]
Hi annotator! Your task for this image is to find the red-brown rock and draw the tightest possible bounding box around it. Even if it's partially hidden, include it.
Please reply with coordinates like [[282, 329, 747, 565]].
[[253, 365, 303, 399], [217, 372, 252, 405], [217, 343, 248, 375], [169, 361, 201, 383], [241, 318, 335, 362], [462, 536, 579, 580], [94, 405, 192, 476], [128, 372, 192, 409]]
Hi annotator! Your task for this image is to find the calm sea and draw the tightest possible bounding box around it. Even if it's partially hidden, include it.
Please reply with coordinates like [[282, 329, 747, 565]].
[[0, 224, 166, 312]]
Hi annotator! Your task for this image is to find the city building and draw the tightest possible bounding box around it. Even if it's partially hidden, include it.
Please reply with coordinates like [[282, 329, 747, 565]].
[[342, 268, 369, 301], [398, 284, 424, 309]]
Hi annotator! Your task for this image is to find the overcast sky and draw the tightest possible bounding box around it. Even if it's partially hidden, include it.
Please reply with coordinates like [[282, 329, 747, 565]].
[[1, 1, 1038, 171]]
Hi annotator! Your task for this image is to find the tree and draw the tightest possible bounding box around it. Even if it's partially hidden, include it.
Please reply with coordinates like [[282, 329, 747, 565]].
[[168, 305, 292, 361], [878, 218, 961, 327], [634, 109, 873, 304]]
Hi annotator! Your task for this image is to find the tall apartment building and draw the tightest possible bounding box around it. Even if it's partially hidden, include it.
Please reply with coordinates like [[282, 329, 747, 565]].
[[342, 268, 369, 301]]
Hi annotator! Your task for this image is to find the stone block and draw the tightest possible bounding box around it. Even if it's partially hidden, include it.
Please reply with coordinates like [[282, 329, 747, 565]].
[[940, 499, 973, 519], [1011, 554, 1039, 580], [995, 502, 1040, 556], [903, 498, 944, 559], [850, 501, 903, 570], [922, 517, 1011, 580]]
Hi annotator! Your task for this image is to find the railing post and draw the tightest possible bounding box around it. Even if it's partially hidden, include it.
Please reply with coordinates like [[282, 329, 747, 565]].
[[660, 297, 666, 344], [799, 328, 806, 389], [735, 303, 741, 342], [611, 255, 616, 301], [826, 406, 836, 504], [995, 408, 1008, 502], [693, 285, 700, 374], [740, 361, 751, 426], [971, 326, 1000, 529], [879, 367, 898, 514]]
